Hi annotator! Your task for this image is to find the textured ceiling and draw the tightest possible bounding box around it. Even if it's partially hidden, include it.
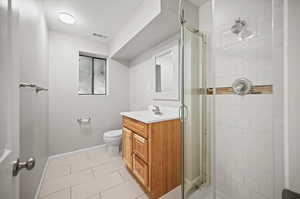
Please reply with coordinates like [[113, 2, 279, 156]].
[[42, 0, 144, 42]]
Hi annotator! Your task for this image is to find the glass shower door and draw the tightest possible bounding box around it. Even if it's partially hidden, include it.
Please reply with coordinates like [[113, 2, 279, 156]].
[[181, 26, 210, 199]]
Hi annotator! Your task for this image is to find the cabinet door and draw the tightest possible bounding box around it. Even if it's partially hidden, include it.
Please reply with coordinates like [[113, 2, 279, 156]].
[[122, 127, 133, 170]]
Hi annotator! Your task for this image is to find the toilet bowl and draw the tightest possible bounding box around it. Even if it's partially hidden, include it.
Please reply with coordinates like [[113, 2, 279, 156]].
[[103, 129, 122, 156]]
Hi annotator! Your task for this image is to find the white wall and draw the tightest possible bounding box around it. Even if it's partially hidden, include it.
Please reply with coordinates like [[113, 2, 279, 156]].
[[19, 0, 49, 198], [49, 31, 129, 155], [287, 0, 300, 192], [129, 35, 180, 111]]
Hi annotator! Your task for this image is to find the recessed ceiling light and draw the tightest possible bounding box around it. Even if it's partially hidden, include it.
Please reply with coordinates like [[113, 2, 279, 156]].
[[58, 12, 75, 25]]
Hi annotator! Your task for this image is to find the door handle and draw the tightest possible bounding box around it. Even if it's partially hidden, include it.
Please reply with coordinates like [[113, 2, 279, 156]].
[[12, 157, 35, 177]]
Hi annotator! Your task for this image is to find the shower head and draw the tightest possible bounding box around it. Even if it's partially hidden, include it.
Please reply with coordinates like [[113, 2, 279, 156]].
[[231, 18, 254, 40], [231, 18, 246, 34]]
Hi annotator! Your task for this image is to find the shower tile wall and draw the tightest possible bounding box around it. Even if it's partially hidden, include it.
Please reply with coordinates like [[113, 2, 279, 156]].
[[213, 0, 276, 198]]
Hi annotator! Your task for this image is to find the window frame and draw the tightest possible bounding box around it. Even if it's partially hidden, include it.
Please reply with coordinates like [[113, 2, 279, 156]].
[[78, 54, 107, 96]]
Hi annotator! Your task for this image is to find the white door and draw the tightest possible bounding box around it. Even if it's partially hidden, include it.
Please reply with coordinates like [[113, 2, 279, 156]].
[[0, 0, 20, 199]]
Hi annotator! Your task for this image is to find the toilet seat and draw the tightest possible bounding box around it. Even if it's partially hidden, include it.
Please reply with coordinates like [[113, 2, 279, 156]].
[[103, 129, 122, 138]]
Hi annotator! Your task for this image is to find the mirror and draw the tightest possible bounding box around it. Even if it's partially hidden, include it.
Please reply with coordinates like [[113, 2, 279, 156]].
[[153, 44, 179, 100]]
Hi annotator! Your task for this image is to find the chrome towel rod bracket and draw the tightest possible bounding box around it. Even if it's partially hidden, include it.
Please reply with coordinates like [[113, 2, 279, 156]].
[[19, 83, 35, 88], [35, 86, 48, 93], [19, 83, 48, 93]]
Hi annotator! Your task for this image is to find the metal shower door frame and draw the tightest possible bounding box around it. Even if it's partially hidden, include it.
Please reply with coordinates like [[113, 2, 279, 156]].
[[179, 8, 210, 198]]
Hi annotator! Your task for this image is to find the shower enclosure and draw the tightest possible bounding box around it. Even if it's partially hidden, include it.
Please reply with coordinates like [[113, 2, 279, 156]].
[[179, 0, 285, 198], [181, 24, 210, 198]]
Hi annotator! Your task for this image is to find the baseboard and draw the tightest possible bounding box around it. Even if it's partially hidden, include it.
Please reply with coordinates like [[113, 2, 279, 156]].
[[48, 144, 106, 160], [34, 158, 49, 199], [34, 144, 106, 199]]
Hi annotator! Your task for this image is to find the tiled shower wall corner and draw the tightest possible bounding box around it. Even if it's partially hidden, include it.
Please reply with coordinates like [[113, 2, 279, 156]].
[[213, 0, 284, 198]]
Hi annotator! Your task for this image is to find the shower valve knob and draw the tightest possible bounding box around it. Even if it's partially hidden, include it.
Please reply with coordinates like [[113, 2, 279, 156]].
[[232, 78, 252, 95]]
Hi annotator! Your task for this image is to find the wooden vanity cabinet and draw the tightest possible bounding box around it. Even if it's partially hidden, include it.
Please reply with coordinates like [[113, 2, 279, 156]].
[[122, 116, 181, 199]]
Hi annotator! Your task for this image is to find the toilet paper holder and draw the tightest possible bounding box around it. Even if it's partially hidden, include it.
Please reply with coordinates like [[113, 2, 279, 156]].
[[77, 117, 91, 124]]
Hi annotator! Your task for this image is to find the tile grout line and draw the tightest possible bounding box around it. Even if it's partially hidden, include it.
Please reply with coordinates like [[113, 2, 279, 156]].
[[69, 157, 120, 175], [42, 171, 94, 198], [39, 187, 69, 199], [98, 177, 125, 195], [69, 187, 72, 199], [69, 164, 72, 175], [39, 162, 68, 198], [118, 169, 130, 183], [91, 167, 96, 178]]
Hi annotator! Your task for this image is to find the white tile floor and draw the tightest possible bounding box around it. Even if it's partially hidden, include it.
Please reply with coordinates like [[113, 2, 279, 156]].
[[38, 147, 148, 199]]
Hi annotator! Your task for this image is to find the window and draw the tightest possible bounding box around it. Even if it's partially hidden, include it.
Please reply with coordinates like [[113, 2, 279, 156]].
[[79, 55, 107, 95]]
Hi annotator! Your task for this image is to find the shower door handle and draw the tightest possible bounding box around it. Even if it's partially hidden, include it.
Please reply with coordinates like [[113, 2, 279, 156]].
[[179, 104, 188, 122]]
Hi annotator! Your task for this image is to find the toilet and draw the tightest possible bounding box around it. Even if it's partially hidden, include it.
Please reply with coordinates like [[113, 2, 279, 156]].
[[103, 129, 122, 156]]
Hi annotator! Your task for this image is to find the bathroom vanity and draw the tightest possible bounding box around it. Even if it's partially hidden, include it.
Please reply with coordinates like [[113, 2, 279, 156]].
[[121, 110, 181, 199]]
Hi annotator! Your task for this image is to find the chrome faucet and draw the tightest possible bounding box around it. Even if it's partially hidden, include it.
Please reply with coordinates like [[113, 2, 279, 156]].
[[152, 105, 162, 115]]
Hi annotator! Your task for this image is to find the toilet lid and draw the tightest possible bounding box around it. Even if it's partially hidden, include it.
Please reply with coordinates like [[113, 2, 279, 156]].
[[104, 129, 122, 138]]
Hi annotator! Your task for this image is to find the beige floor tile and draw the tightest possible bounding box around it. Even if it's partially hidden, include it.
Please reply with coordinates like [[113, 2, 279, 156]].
[[47, 151, 93, 175], [86, 194, 102, 199], [46, 153, 90, 175], [70, 159, 95, 173], [93, 158, 125, 178], [127, 177, 145, 195], [94, 171, 123, 190], [40, 178, 68, 197], [55, 152, 90, 165], [40, 170, 94, 197], [39, 149, 150, 199], [119, 167, 132, 182], [101, 180, 144, 199], [44, 164, 70, 182], [39, 188, 70, 199], [65, 169, 94, 186], [87, 147, 106, 158], [71, 172, 123, 199], [87, 148, 114, 166], [136, 194, 149, 199], [160, 186, 181, 199], [47, 158, 68, 168]]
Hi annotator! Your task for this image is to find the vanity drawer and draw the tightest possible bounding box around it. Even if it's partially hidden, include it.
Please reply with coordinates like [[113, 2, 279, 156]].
[[133, 154, 148, 187], [123, 116, 148, 138], [133, 134, 148, 162]]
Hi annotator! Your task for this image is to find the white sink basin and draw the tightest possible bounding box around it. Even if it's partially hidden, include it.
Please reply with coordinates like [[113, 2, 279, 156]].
[[120, 107, 179, 124]]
